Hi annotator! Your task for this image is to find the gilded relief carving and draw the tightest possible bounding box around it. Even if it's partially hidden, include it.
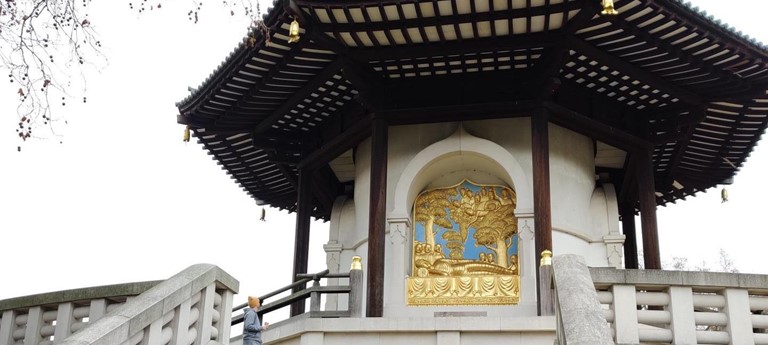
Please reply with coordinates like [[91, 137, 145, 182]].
[[407, 180, 520, 306]]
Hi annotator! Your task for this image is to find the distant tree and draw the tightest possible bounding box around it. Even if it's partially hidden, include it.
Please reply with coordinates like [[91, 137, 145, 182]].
[[2, 0, 263, 148], [2, 0, 103, 146], [662, 249, 739, 273]]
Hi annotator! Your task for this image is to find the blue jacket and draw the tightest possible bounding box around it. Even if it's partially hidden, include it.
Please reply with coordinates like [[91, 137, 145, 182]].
[[242, 308, 264, 345]]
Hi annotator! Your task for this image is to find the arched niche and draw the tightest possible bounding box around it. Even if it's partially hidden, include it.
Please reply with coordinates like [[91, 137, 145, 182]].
[[389, 126, 532, 220]]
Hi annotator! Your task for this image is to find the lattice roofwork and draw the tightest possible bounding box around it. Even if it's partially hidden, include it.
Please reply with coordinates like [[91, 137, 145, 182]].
[[176, 0, 768, 217]]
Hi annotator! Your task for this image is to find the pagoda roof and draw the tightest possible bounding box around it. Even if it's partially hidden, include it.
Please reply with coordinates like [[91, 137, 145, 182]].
[[177, 0, 768, 219]]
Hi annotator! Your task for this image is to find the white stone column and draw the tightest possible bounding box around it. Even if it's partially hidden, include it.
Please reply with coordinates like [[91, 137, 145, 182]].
[[611, 285, 640, 345], [518, 215, 538, 308], [217, 290, 234, 344], [53, 302, 74, 344], [667, 286, 696, 344], [88, 299, 107, 323], [724, 288, 755, 345], [602, 184, 625, 269], [195, 284, 215, 344], [385, 216, 410, 314], [603, 234, 626, 269], [23, 307, 43, 345], [171, 298, 192, 345], [1, 310, 15, 345], [324, 242, 343, 311], [140, 318, 165, 345]]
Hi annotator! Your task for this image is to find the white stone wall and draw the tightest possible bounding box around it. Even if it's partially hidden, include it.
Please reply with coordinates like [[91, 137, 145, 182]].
[[325, 119, 623, 317], [252, 316, 555, 345]]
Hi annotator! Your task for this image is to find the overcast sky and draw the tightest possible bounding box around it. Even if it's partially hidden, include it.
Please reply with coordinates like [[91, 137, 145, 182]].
[[1, 0, 767, 324]]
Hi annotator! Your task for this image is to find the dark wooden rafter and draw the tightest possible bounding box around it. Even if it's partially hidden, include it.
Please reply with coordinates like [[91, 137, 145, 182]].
[[178, 1, 287, 117], [194, 130, 282, 195], [530, 0, 600, 98], [611, 12, 743, 94], [305, 1, 582, 33], [665, 105, 708, 179], [567, 37, 703, 105], [190, 26, 317, 127], [378, 100, 536, 125], [655, 0, 768, 63], [543, 101, 653, 154], [298, 110, 373, 170], [252, 58, 345, 134], [350, 31, 564, 62]]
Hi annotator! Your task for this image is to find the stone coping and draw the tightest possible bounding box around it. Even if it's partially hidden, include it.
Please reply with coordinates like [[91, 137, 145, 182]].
[[262, 316, 556, 343], [590, 267, 768, 292], [57, 264, 239, 345], [0, 281, 162, 312]]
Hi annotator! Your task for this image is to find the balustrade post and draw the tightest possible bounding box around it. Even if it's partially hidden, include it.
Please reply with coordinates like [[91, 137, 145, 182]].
[[140, 318, 164, 345], [217, 290, 234, 343], [539, 250, 554, 316], [667, 286, 696, 344], [724, 288, 755, 345], [195, 285, 215, 344], [309, 279, 321, 313], [1, 310, 14, 345], [612, 285, 640, 344], [349, 256, 364, 318], [171, 298, 192, 345], [88, 299, 107, 323], [53, 302, 74, 344], [23, 307, 43, 345]]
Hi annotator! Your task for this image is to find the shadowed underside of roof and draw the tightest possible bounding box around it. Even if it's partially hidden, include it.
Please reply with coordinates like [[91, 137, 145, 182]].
[[177, 0, 768, 220]]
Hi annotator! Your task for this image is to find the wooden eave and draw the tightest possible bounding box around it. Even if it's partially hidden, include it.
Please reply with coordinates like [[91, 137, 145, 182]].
[[176, 0, 768, 215]]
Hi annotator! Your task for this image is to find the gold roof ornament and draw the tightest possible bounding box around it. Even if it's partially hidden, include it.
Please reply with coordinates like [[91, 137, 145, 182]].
[[540, 250, 553, 266], [601, 0, 619, 16], [183, 126, 190, 143], [288, 17, 300, 43], [351, 256, 362, 270]]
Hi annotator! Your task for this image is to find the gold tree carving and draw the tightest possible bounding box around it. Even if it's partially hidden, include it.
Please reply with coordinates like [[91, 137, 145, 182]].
[[472, 202, 517, 268], [414, 188, 455, 248]]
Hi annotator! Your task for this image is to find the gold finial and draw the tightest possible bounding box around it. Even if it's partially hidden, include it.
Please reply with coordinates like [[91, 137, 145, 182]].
[[721, 187, 729, 203], [183, 126, 190, 142], [601, 0, 618, 16], [288, 17, 300, 43], [540, 250, 553, 266], [351, 256, 362, 270]]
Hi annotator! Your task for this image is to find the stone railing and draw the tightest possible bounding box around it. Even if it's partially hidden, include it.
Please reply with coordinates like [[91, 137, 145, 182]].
[[0, 281, 160, 345], [591, 267, 768, 345], [553, 256, 768, 345], [0, 264, 238, 345]]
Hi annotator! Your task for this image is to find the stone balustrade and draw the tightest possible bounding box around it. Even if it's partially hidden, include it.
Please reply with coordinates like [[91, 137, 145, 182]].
[[590, 266, 768, 345], [1, 281, 159, 345], [0, 264, 238, 345]]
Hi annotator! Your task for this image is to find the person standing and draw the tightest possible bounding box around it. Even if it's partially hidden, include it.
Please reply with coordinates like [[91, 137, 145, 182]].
[[243, 296, 269, 345]]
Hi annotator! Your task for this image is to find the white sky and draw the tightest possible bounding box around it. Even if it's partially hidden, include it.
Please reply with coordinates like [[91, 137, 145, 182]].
[[1, 0, 767, 324]]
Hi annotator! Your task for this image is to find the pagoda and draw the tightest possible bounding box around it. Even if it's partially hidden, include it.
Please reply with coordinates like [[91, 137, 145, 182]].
[[176, 0, 768, 320]]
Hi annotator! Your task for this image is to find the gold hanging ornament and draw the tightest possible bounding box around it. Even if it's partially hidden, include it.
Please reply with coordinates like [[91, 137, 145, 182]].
[[288, 17, 301, 43], [601, 0, 619, 16], [183, 126, 190, 143], [721, 187, 728, 203]]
